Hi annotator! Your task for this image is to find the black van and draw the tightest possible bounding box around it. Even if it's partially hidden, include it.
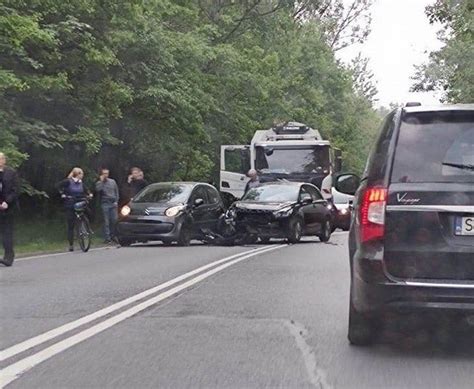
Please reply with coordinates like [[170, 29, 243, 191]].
[[336, 104, 474, 345]]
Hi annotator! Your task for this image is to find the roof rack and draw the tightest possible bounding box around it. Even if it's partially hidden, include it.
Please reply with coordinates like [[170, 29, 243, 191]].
[[405, 102, 422, 107]]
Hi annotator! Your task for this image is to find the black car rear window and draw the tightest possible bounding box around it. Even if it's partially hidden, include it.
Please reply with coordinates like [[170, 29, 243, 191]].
[[391, 110, 474, 183]]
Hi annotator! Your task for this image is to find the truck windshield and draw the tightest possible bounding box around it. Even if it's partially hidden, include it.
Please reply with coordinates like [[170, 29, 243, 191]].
[[255, 146, 330, 175]]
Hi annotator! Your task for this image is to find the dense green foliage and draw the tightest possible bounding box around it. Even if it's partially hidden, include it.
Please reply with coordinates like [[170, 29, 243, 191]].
[[412, 0, 473, 103], [1, 0, 380, 200]]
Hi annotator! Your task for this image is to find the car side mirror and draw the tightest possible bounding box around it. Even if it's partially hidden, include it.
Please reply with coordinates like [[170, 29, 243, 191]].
[[335, 174, 360, 196], [194, 198, 204, 207]]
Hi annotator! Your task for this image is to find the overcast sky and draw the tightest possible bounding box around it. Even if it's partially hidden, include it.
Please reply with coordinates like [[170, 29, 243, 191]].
[[337, 0, 444, 107]]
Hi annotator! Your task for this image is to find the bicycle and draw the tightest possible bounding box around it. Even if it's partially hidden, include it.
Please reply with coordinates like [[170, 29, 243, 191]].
[[72, 199, 92, 252], [61, 194, 93, 253]]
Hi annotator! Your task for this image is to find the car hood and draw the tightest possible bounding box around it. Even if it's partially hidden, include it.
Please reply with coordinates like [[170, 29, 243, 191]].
[[233, 201, 295, 212], [130, 202, 183, 216]]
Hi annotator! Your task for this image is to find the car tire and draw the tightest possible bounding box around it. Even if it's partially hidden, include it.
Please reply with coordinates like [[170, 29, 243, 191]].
[[162, 239, 173, 246], [287, 217, 303, 244], [260, 237, 271, 244], [318, 219, 332, 242], [348, 301, 377, 346], [118, 238, 132, 247], [177, 225, 192, 246]]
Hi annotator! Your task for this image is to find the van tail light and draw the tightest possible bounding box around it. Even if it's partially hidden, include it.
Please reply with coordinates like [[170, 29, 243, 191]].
[[360, 187, 387, 243]]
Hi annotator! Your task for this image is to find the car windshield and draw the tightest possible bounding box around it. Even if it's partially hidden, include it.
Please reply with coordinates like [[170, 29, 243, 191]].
[[133, 184, 192, 204], [392, 111, 474, 183], [256, 146, 330, 175], [242, 185, 299, 202]]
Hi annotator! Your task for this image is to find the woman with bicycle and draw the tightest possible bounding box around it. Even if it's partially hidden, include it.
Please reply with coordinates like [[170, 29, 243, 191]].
[[57, 168, 93, 252]]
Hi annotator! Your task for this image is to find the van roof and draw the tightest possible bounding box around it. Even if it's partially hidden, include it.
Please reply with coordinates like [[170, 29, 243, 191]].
[[403, 104, 474, 114]]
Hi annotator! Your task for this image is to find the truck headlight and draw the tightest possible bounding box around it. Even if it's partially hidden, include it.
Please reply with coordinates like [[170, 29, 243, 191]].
[[165, 205, 186, 217]]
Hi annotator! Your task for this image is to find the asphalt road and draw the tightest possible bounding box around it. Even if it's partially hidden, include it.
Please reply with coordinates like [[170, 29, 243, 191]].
[[1, 233, 473, 388]]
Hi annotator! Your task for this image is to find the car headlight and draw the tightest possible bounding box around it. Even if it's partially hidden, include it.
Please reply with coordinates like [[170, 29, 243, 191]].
[[275, 206, 293, 218], [121, 205, 131, 217], [165, 205, 186, 217], [339, 208, 349, 215]]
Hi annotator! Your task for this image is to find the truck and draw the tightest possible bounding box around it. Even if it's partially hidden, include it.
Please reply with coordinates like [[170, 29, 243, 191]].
[[220, 121, 342, 200]]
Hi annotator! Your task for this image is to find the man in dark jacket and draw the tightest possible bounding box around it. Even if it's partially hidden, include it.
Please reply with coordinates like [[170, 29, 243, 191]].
[[0, 152, 19, 266], [95, 168, 119, 243], [127, 167, 148, 199]]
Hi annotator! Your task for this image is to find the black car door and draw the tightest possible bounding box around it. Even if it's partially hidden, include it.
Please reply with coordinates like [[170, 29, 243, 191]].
[[188, 186, 209, 232], [306, 184, 329, 232], [299, 186, 317, 233], [204, 186, 224, 230]]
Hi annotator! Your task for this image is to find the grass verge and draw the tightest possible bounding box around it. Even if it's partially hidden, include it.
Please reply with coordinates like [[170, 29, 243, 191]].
[[14, 217, 105, 256]]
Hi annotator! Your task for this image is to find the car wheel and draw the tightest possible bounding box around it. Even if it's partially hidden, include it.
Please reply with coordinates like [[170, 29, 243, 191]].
[[118, 238, 132, 247], [177, 225, 192, 246], [162, 239, 173, 246], [260, 237, 271, 244], [348, 300, 377, 346], [318, 220, 332, 242], [287, 217, 303, 244]]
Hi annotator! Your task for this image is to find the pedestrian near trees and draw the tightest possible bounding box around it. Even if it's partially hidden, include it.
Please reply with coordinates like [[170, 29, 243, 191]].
[[0, 152, 19, 267]]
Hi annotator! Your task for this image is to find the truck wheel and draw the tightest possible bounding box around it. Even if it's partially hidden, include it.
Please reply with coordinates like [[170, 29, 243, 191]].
[[287, 217, 303, 244], [348, 301, 377, 346]]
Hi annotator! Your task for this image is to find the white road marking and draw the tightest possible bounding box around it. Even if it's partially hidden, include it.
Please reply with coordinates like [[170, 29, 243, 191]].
[[0, 245, 276, 362], [284, 320, 331, 389], [0, 244, 286, 387]]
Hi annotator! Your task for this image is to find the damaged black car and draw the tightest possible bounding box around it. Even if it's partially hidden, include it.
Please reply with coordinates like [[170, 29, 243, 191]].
[[227, 182, 333, 243]]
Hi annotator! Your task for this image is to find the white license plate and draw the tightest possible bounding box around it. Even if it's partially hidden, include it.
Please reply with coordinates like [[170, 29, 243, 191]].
[[455, 217, 474, 236]]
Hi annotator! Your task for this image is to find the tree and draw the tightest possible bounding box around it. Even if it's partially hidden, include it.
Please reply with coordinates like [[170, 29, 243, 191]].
[[412, 0, 473, 103], [349, 53, 378, 102]]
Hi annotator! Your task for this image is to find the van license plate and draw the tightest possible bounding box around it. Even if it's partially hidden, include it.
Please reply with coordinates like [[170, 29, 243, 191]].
[[455, 217, 474, 236]]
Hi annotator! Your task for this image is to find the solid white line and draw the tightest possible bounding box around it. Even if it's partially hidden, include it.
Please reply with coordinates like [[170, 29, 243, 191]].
[[16, 247, 112, 262], [0, 244, 286, 387], [0, 245, 274, 362]]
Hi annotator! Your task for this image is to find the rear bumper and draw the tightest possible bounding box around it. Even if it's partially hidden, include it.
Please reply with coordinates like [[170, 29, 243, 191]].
[[352, 252, 474, 314], [335, 213, 350, 230]]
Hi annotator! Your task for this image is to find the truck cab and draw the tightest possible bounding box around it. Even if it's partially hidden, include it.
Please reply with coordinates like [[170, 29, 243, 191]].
[[220, 122, 342, 199]]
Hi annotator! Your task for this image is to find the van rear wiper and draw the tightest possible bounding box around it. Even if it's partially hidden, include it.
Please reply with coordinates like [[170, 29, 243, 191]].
[[442, 162, 474, 171]]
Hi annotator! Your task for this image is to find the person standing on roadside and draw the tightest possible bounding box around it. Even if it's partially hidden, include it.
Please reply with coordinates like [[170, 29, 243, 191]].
[[57, 167, 92, 252], [95, 168, 119, 244], [127, 167, 148, 198], [0, 152, 19, 267]]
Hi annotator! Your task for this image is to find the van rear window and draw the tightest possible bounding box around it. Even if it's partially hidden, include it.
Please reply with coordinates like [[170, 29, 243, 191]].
[[391, 111, 474, 183]]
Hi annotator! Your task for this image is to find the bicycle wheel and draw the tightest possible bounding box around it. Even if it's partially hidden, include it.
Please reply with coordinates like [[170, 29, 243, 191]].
[[76, 216, 92, 252]]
